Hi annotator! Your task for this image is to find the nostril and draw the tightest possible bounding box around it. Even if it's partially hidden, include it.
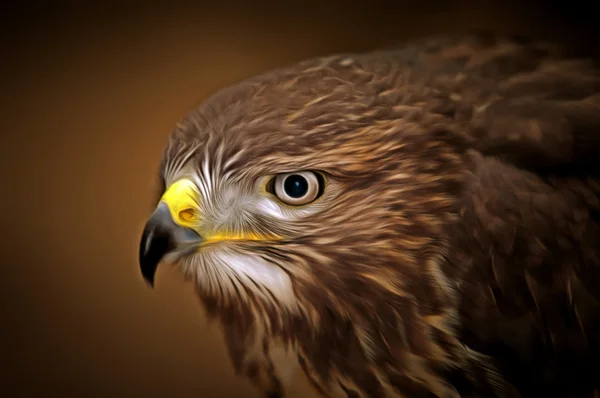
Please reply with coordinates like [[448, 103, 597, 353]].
[[178, 209, 196, 222]]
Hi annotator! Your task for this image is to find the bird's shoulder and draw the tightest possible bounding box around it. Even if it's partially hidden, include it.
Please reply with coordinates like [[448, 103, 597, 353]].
[[375, 33, 600, 397], [384, 33, 600, 177]]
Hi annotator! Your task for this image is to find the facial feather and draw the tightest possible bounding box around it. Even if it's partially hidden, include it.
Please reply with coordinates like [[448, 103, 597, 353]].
[[158, 49, 484, 397], [161, 86, 472, 397]]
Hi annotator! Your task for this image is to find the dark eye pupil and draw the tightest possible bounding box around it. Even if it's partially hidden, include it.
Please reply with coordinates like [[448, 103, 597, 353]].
[[283, 175, 309, 198]]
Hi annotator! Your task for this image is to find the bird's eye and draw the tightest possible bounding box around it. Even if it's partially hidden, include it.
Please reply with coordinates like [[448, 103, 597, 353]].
[[271, 171, 323, 206]]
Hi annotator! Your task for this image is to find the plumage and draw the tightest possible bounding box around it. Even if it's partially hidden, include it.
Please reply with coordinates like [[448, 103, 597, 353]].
[[138, 33, 600, 397]]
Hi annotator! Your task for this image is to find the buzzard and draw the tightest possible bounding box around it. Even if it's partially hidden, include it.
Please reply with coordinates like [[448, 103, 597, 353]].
[[138, 33, 600, 397]]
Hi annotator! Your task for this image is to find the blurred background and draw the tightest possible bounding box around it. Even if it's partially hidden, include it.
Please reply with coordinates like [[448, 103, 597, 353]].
[[1, 1, 598, 397]]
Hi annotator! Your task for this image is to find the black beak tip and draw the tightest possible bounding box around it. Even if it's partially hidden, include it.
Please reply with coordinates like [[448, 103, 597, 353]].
[[139, 240, 159, 289], [139, 221, 169, 290], [143, 274, 155, 288]]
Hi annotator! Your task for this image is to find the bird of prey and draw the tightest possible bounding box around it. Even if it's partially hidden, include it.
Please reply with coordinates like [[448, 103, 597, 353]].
[[138, 33, 600, 398]]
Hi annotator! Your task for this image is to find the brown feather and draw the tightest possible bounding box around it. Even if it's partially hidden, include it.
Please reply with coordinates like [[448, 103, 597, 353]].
[[154, 32, 600, 397]]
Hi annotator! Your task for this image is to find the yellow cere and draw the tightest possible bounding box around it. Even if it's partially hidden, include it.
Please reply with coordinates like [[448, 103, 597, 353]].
[[160, 178, 281, 244], [160, 178, 201, 229]]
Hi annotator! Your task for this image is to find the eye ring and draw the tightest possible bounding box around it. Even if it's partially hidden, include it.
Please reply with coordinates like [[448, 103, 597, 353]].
[[273, 171, 322, 206]]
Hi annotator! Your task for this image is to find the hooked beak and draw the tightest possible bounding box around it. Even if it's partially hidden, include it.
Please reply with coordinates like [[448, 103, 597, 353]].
[[139, 179, 201, 287]]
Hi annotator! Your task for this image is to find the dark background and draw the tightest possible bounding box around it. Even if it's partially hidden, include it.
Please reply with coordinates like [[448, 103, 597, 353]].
[[1, 1, 598, 397]]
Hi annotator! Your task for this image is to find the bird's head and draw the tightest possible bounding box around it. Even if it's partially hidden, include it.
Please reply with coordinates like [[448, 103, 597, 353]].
[[139, 54, 467, 341]]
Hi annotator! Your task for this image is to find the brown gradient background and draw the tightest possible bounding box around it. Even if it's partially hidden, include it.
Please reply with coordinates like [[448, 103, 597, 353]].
[[1, 2, 598, 397]]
